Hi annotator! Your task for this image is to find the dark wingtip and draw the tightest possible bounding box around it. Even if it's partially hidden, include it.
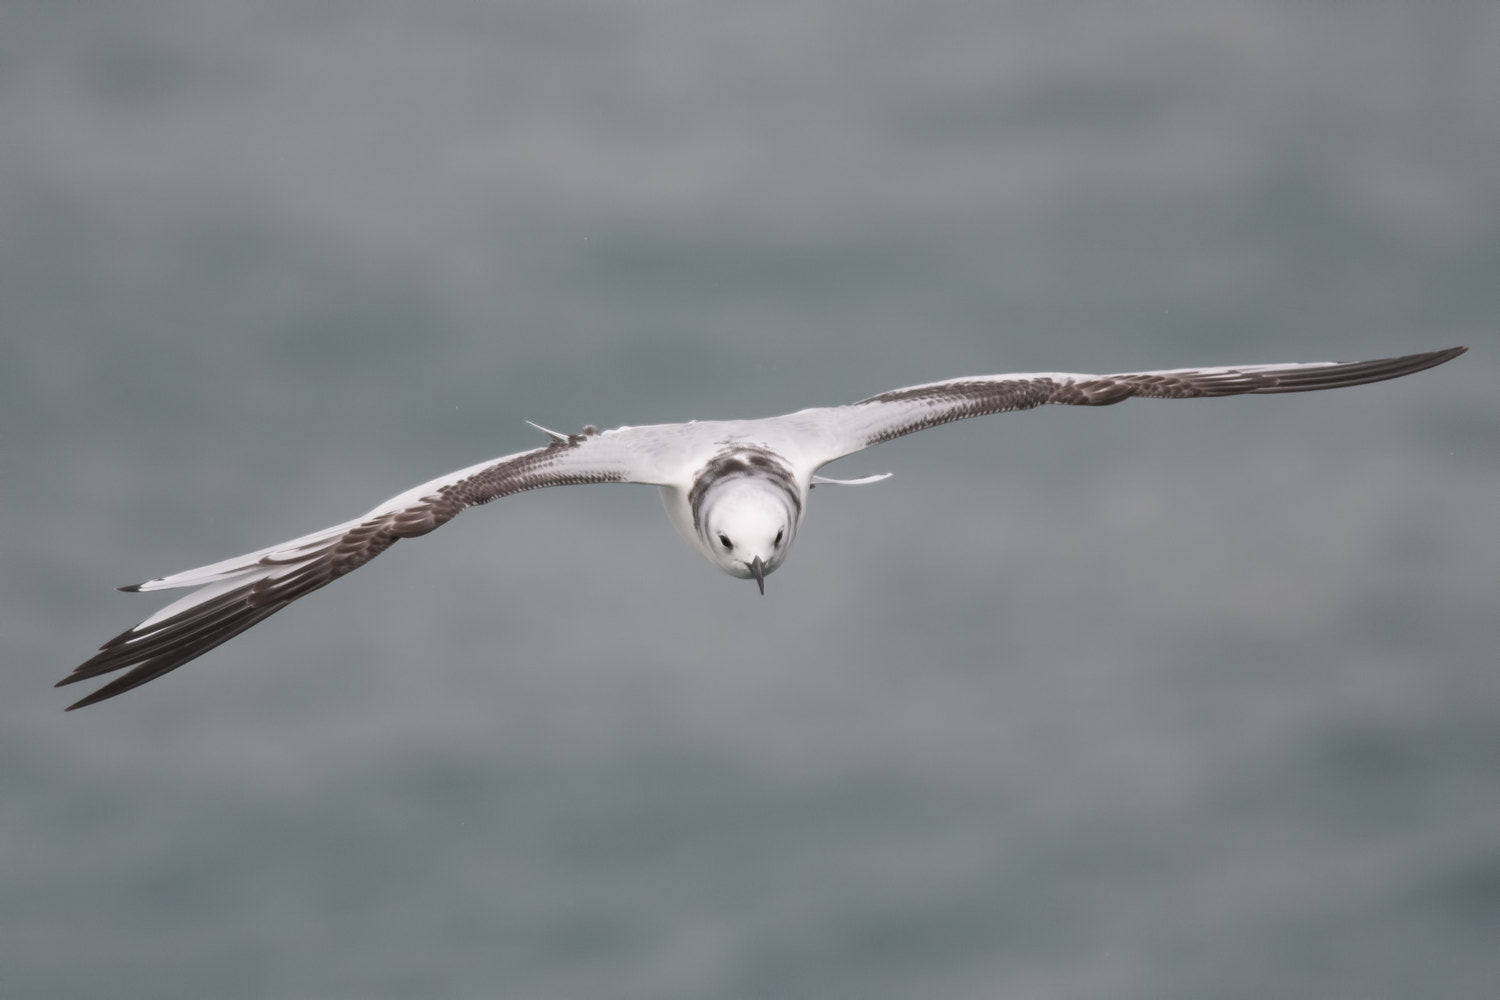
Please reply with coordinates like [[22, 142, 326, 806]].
[[1424, 346, 1467, 365], [117, 583, 144, 593], [55, 667, 94, 705], [62, 689, 109, 711], [57, 672, 103, 710], [1411, 345, 1468, 371], [55, 664, 90, 689]]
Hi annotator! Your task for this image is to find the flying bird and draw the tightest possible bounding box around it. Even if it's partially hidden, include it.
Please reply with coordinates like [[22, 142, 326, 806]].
[[59, 347, 1465, 710]]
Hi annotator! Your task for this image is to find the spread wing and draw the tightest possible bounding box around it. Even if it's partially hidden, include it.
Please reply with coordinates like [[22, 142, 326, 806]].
[[58, 426, 671, 710], [811, 347, 1466, 462]]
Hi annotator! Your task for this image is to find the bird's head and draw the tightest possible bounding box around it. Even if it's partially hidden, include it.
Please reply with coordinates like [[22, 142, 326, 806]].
[[700, 482, 796, 594]]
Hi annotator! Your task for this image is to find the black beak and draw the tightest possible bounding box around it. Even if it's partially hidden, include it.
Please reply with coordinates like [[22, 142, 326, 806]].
[[750, 556, 765, 595]]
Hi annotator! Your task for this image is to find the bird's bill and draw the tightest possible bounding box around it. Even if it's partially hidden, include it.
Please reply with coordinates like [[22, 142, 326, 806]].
[[750, 556, 765, 595]]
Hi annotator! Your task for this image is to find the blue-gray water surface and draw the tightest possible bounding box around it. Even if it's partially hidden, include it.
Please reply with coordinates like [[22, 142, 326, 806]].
[[3, 3, 1498, 998]]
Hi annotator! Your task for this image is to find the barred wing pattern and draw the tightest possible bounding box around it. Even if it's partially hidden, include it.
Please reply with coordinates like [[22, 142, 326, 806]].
[[57, 428, 662, 710], [819, 348, 1466, 458], [60, 347, 1465, 710]]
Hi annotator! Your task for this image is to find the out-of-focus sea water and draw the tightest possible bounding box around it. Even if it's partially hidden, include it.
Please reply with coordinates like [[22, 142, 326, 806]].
[[3, 3, 1497, 997]]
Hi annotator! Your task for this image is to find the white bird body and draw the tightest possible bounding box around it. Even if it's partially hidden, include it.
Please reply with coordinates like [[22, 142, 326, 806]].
[[59, 347, 1465, 709]]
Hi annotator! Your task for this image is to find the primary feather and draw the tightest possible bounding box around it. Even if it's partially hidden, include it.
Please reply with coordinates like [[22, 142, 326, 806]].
[[59, 346, 1465, 710]]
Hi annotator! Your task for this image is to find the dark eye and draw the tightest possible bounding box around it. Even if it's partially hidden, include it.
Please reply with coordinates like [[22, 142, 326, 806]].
[[774, 529, 784, 545], [718, 533, 733, 550]]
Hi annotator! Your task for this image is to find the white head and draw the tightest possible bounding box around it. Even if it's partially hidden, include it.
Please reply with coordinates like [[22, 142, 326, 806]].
[[699, 480, 797, 594]]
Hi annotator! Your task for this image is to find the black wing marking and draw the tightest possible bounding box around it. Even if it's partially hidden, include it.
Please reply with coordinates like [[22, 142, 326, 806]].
[[58, 429, 648, 709], [822, 347, 1466, 454]]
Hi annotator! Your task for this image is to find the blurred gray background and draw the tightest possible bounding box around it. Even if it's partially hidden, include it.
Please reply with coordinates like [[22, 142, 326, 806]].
[[3, 2, 1497, 998]]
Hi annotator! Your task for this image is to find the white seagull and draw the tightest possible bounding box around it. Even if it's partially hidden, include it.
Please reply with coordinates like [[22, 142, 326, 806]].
[[59, 347, 1465, 709]]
